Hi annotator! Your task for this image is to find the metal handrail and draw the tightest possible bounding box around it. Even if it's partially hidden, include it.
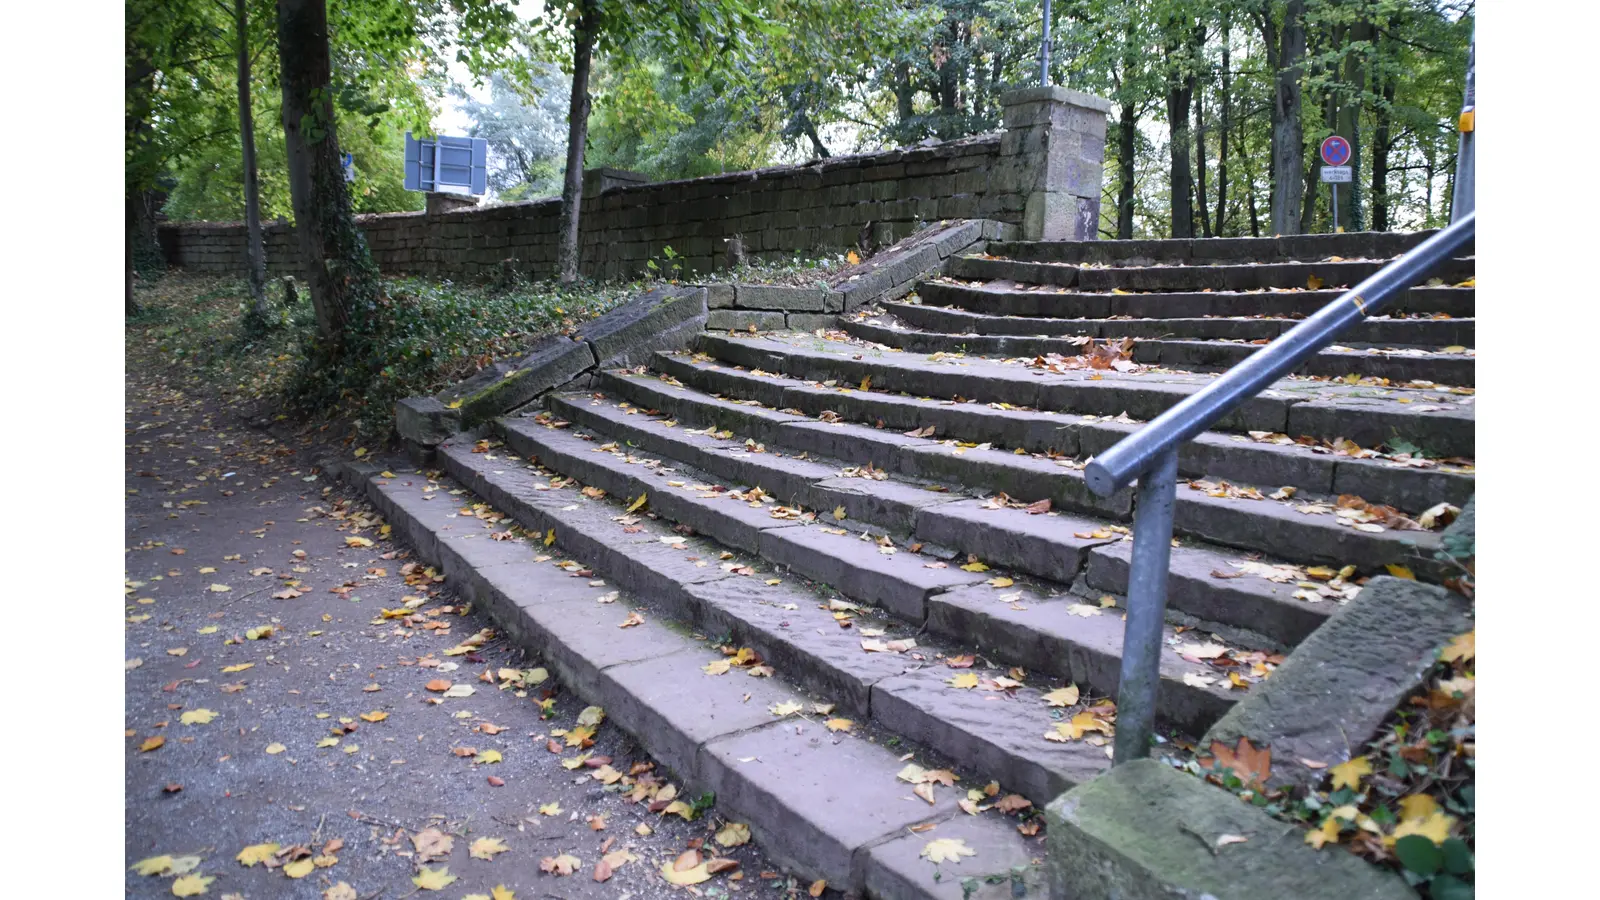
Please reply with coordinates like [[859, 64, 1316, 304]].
[[1086, 212, 1476, 765]]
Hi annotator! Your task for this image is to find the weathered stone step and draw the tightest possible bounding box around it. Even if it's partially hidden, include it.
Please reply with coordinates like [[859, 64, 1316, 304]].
[[357, 467, 1052, 893], [946, 254, 1475, 292], [625, 355, 1472, 516], [916, 280, 1475, 320], [691, 333, 1477, 458], [840, 318, 1476, 387], [882, 300, 1476, 347], [563, 381, 1355, 648], [432, 441, 1236, 799], [988, 230, 1460, 266]]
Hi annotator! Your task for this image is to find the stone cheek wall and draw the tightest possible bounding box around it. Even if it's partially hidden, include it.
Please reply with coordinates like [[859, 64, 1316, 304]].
[[157, 87, 1109, 282]]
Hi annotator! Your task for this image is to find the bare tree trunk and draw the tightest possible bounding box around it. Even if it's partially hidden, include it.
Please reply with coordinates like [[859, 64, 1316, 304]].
[[1117, 99, 1137, 239], [1216, 11, 1231, 235], [1195, 76, 1211, 238], [1269, 0, 1306, 235], [798, 111, 830, 159], [276, 0, 379, 348], [1335, 18, 1371, 230], [126, 195, 142, 317], [1164, 21, 1196, 239], [893, 60, 915, 132], [1239, 118, 1261, 237], [557, 0, 597, 284], [1372, 74, 1394, 232], [237, 0, 268, 316]]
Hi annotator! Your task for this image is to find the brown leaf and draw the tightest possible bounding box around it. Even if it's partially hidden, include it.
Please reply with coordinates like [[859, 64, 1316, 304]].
[[425, 679, 452, 692], [593, 860, 613, 883], [487, 775, 505, 787], [994, 794, 1032, 814], [1024, 498, 1051, 515], [1200, 737, 1272, 789]]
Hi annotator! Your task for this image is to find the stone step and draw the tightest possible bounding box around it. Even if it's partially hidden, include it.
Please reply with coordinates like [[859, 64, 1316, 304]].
[[917, 279, 1475, 320], [357, 466, 1052, 895], [945, 254, 1475, 292], [840, 317, 1476, 387], [626, 355, 1472, 517], [882, 300, 1476, 347], [987, 230, 1460, 266], [433, 440, 1238, 795], [464, 416, 1235, 733], [689, 332, 1477, 459], [563, 381, 1344, 648]]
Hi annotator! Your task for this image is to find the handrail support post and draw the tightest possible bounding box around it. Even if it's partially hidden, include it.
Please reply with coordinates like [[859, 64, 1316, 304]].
[[1111, 448, 1179, 765]]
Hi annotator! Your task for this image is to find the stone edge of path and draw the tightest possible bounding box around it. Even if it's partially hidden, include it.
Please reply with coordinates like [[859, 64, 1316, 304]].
[[1043, 758, 1418, 899], [395, 218, 1009, 459], [325, 458, 1043, 900]]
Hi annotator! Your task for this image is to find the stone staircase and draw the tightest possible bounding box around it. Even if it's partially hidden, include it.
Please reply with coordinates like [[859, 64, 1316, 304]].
[[361, 230, 1473, 899]]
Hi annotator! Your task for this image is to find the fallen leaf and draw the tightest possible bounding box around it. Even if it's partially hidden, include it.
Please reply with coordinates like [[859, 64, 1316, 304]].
[[264, 742, 286, 755], [140, 736, 166, 752], [412, 866, 458, 890], [1440, 630, 1474, 663], [171, 874, 215, 896], [716, 822, 752, 847], [769, 700, 803, 716], [237, 843, 280, 866], [619, 612, 644, 628], [539, 801, 563, 817], [359, 710, 388, 723], [824, 718, 853, 733], [323, 883, 358, 900], [920, 837, 976, 865], [471, 837, 510, 860], [1041, 685, 1080, 707], [809, 879, 827, 897], [180, 708, 218, 725], [284, 858, 316, 879], [475, 749, 503, 764], [947, 673, 979, 689], [1328, 755, 1372, 791], [131, 856, 176, 876]]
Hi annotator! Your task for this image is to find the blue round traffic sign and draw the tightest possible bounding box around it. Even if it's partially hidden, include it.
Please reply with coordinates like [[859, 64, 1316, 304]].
[[1320, 135, 1351, 167]]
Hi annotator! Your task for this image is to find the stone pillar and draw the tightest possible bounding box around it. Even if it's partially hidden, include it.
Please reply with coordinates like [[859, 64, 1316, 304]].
[[999, 86, 1111, 241], [424, 191, 479, 216]]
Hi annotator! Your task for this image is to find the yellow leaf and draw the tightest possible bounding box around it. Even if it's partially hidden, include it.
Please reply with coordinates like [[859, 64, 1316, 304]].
[[988, 577, 1013, 588], [359, 710, 388, 723], [476, 749, 503, 764], [715, 822, 752, 847], [1453, 277, 1475, 288], [446, 398, 463, 409], [317, 737, 340, 748], [1307, 274, 1324, 290], [171, 874, 215, 896], [471, 837, 510, 860], [168, 647, 189, 656], [1397, 794, 1438, 823], [221, 663, 254, 673], [824, 718, 854, 732], [920, 837, 977, 865], [345, 536, 374, 549], [577, 705, 606, 727], [769, 700, 803, 716], [1391, 811, 1455, 845], [265, 742, 287, 755], [1305, 815, 1341, 849], [413, 866, 458, 890], [1328, 755, 1371, 791], [660, 858, 712, 886], [860, 374, 872, 391], [539, 801, 563, 816], [833, 506, 847, 521], [237, 843, 281, 866], [140, 736, 166, 752], [208, 583, 231, 593], [703, 659, 732, 675], [1442, 345, 1467, 353], [284, 858, 316, 879], [180, 708, 217, 725], [664, 800, 696, 820], [565, 725, 595, 746], [353, 447, 367, 458], [197, 626, 218, 634], [846, 249, 861, 265], [1440, 630, 1474, 663], [947, 673, 980, 689], [959, 561, 989, 572], [628, 493, 649, 513], [1042, 685, 1080, 707], [1384, 564, 1416, 580], [131, 855, 175, 876], [492, 887, 516, 900], [544, 529, 556, 547], [809, 880, 827, 898]]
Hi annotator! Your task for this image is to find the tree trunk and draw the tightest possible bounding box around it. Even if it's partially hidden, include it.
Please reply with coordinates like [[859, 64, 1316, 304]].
[[1216, 11, 1231, 235], [1334, 18, 1371, 230], [276, 0, 379, 348], [1164, 23, 1196, 239], [1239, 117, 1261, 237], [237, 0, 268, 316], [1302, 47, 1336, 234], [798, 111, 830, 159], [557, 0, 596, 284], [1116, 99, 1137, 239], [894, 61, 914, 123], [1115, 16, 1138, 240], [1195, 77, 1211, 238], [1269, 0, 1306, 235], [126, 194, 142, 316], [1372, 74, 1394, 232]]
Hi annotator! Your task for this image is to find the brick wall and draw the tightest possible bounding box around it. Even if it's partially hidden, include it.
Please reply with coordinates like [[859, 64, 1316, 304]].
[[158, 88, 1109, 283]]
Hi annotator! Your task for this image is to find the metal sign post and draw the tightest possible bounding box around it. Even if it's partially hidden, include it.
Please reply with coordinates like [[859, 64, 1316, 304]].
[[1319, 136, 1352, 232]]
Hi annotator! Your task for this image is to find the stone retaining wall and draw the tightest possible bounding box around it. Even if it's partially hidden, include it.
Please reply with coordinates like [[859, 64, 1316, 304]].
[[158, 88, 1108, 283]]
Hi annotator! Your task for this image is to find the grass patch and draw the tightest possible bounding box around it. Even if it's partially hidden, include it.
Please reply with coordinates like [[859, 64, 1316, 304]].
[[127, 270, 663, 440]]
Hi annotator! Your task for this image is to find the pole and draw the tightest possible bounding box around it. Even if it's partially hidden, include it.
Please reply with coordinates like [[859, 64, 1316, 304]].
[[1450, 25, 1475, 222], [1040, 0, 1053, 86], [1111, 448, 1179, 765], [1332, 183, 1339, 233]]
